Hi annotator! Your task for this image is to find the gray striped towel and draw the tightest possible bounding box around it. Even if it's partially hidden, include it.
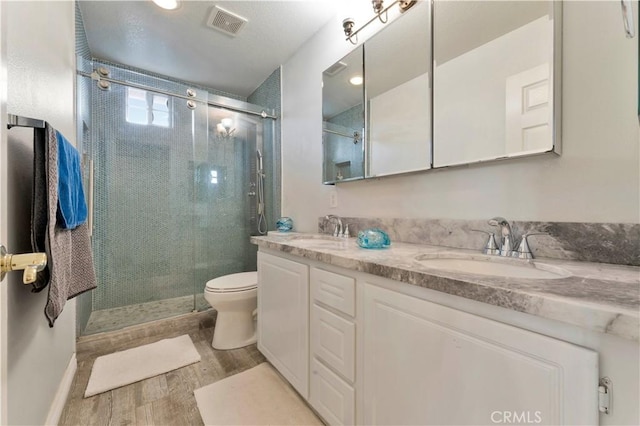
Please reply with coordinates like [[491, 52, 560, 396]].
[[31, 123, 97, 326]]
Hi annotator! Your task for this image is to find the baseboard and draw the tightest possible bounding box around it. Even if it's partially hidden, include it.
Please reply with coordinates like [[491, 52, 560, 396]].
[[45, 353, 77, 425]]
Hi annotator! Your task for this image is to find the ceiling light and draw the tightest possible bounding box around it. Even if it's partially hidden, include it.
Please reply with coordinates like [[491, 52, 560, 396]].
[[349, 76, 363, 86], [152, 0, 180, 11]]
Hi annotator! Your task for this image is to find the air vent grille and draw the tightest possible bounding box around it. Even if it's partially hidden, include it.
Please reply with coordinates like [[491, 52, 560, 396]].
[[323, 61, 347, 77], [206, 6, 248, 36]]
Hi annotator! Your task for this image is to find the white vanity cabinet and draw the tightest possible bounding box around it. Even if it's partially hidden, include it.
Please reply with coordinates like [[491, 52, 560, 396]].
[[257, 251, 310, 398], [256, 248, 634, 426], [309, 267, 357, 425], [362, 282, 599, 425]]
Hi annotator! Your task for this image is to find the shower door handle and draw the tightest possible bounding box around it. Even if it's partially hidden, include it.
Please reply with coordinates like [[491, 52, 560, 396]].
[[88, 158, 94, 237], [83, 154, 94, 238]]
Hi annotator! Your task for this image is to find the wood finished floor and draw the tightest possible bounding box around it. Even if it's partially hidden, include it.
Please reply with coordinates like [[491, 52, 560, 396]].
[[60, 310, 266, 426]]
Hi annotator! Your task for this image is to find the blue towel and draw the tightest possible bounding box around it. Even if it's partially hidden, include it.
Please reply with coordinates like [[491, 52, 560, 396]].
[[56, 130, 87, 229]]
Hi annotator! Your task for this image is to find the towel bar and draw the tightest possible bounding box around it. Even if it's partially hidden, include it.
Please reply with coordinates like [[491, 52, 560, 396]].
[[0, 245, 47, 284], [7, 114, 45, 129]]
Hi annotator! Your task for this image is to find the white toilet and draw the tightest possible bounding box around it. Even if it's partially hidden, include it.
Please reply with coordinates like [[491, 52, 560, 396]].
[[204, 271, 258, 350]]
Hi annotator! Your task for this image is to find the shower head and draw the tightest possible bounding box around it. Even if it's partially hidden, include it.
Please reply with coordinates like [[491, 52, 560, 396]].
[[256, 149, 263, 172]]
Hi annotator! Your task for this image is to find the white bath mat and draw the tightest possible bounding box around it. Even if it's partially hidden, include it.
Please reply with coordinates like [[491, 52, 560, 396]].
[[194, 362, 322, 425], [85, 334, 201, 397]]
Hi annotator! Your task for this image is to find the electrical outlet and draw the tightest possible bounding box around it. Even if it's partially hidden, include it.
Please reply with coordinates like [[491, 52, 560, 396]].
[[329, 190, 338, 208]]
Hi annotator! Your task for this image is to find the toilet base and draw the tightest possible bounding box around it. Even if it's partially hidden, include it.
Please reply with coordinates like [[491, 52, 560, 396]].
[[212, 309, 257, 350]]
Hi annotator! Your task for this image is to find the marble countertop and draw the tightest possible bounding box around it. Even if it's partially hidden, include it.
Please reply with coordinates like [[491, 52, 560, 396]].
[[251, 233, 640, 342]]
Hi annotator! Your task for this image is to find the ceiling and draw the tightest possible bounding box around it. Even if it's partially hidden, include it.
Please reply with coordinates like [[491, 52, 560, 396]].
[[79, 0, 344, 97]]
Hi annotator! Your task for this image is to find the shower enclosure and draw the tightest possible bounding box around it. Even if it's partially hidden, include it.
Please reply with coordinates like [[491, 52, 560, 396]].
[[76, 60, 277, 335]]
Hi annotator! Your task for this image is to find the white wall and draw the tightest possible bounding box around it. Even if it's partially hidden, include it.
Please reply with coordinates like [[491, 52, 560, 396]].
[[281, 1, 639, 231], [3, 1, 76, 425]]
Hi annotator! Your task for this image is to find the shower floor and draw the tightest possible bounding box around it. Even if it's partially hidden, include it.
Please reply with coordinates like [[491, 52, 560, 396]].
[[83, 294, 210, 335]]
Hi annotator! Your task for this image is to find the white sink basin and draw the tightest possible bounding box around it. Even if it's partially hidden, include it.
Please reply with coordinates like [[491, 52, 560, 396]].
[[414, 254, 571, 280]]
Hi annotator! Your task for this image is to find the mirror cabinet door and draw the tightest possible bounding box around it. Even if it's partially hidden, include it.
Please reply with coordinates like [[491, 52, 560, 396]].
[[322, 46, 365, 184], [365, 0, 432, 177], [433, 0, 560, 167]]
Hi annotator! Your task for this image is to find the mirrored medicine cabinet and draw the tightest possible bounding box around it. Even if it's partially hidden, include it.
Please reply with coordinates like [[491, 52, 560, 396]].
[[433, 0, 561, 167], [322, 46, 365, 184], [322, 0, 561, 184]]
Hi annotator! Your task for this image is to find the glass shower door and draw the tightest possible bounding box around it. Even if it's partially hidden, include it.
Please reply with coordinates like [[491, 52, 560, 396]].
[[86, 79, 204, 333], [192, 105, 263, 310]]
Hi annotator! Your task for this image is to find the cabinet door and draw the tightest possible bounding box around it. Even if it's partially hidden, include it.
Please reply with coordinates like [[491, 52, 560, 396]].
[[257, 251, 309, 398], [310, 358, 355, 426], [311, 304, 356, 383], [363, 284, 598, 426]]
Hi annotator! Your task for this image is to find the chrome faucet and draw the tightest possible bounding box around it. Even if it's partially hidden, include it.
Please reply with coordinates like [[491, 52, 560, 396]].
[[488, 217, 514, 256], [325, 215, 346, 237], [483, 217, 548, 259]]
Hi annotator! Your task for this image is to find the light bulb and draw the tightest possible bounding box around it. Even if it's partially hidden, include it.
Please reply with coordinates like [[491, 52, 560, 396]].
[[349, 75, 363, 86], [221, 118, 233, 130], [152, 0, 180, 11]]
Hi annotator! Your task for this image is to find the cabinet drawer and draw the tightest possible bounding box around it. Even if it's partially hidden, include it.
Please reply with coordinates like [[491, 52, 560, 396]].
[[311, 304, 355, 383], [311, 267, 355, 317], [310, 358, 355, 426]]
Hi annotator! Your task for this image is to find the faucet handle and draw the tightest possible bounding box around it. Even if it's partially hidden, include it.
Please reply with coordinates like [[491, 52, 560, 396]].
[[513, 232, 548, 259], [470, 229, 500, 255]]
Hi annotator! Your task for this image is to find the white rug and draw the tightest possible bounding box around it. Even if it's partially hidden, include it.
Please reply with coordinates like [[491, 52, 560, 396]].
[[85, 334, 201, 397], [194, 362, 323, 425]]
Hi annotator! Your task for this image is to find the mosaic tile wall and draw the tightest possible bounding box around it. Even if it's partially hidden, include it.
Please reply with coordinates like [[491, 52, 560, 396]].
[[248, 67, 282, 231], [85, 62, 274, 311], [75, 2, 93, 335]]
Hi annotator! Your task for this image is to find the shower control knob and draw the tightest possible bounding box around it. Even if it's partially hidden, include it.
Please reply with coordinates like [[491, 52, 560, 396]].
[[248, 191, 256, 196]]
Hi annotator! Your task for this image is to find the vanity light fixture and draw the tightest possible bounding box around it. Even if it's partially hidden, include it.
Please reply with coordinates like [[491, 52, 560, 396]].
[[152, 0, 180, 11], [343, 18, 356, 39], [372, 0, 384, 14], [343, 0, 416, 45], [372, 0, 388, 23]]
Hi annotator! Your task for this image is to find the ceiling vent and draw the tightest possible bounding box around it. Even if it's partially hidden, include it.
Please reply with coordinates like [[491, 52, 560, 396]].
[[323, 61, 348, 77], [206, 6, 248, 37]]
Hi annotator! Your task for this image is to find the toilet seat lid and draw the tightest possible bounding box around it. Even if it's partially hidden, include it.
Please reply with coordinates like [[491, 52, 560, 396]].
[[206, 271, 257, 293]]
